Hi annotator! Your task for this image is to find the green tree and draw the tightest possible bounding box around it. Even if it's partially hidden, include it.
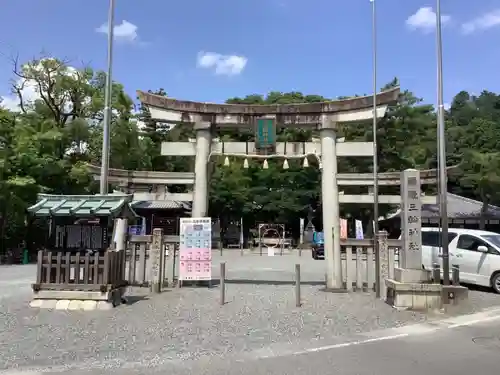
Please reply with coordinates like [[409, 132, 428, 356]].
[[3, 53, 500, 248], [447, 90, 500, 225], [0, 56, 149, 251], [459, 151, 500, 229]]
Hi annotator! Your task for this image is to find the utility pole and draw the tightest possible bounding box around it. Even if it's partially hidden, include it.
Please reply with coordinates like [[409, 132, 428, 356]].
[[436, 0, 450, 290], [99, 0, 116, 194], [370, 0, 381, 298]]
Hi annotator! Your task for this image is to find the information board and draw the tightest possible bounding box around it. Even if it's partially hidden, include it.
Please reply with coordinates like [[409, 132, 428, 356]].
[[179, 217, 212, 281]]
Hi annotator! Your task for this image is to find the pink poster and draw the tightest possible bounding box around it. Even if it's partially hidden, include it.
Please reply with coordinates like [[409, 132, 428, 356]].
[[179, 218, 212, 281], [340, 219, 348, 239], [178, 260, 212, 281]]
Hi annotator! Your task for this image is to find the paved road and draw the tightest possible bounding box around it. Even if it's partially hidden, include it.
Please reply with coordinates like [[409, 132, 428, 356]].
[[42, 308, 500, 375], [2, 256, 500, 374], [0, 265, 34, 299], [3, 308, 500, 374], [206, 310, 500, 375]]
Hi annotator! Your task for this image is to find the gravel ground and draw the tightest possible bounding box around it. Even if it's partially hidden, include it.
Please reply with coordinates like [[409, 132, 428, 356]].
[[1, 251, 500, 373]]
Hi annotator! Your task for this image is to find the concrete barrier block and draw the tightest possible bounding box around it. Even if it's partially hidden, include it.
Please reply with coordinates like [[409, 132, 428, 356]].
[[55, 299, 71, 310], [96, 301, 114, 311], [29, 299, 44, 308], [81, 300, 98, 311], [67, 300, 83, 311], [41, 299, 58, 309]]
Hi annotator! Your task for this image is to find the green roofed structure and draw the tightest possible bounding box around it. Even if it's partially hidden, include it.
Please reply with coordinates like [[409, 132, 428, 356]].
[[27, 193, 138, 219], [28, 194, 136, 310]]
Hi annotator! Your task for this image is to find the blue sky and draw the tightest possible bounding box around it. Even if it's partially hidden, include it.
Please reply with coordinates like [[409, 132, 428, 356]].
[[0, 0, 499, 108]]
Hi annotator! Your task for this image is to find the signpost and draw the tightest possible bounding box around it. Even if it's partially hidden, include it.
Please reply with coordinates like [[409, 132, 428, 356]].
[[179, 217, 212, 282]]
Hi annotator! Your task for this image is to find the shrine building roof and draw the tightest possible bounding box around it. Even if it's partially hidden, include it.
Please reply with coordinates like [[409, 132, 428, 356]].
[[27, 194, 138, 219]]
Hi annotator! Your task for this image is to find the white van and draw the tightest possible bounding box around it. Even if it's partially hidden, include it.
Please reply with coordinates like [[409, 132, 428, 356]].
[[418, 227, 500, 293]]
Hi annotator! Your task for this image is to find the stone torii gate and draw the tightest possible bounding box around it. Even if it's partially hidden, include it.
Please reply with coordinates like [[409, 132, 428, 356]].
[[137, 88, 400, 290]]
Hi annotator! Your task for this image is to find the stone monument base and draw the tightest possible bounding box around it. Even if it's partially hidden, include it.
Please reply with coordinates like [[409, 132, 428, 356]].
[[442, 284, 469, 306], [394, 268, 431, 283], [385, 279, 442, 310], [29, 287, 127, 311], [385, 268, 468, 311]]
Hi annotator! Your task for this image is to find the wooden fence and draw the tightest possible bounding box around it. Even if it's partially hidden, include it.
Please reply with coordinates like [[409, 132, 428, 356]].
[[125, 234, 179, 288], [123, 230, 400, 295], [340, 237, 400, 292], [32, 250, 127, 292], [31, 229, 401, 302]]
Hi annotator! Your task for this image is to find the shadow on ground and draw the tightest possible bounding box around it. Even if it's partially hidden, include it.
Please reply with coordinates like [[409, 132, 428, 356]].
[[463, 283, 496, 294], [124, 295, 151, 305], [433, 280, 496, 294]]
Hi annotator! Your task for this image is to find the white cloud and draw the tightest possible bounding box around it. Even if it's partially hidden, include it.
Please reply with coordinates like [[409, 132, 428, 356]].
[[197, 52, 247, 76], [0, 95, 23, 111], [462, 9, 500, 34], [406, 7, 451, 33], [96, 20, 139, 43]]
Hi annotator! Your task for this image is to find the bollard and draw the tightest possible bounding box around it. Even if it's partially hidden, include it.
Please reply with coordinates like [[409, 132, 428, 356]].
[[22, 248, 29, 265], [299, 247, 302, 257], [432, 263, 441, 283], [295, 264, 301, 307], [220, 262, 226, 305], [452, 264, 460, 285]]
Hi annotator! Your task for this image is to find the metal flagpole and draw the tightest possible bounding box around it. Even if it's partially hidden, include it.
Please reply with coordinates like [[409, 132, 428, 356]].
[[370, 0, 381, 298], [99, 0, 116, 194], [436, 0, 450, 290]]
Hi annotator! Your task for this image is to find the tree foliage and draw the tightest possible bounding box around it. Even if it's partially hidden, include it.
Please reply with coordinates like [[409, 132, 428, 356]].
[[1, 55, 500, 251]]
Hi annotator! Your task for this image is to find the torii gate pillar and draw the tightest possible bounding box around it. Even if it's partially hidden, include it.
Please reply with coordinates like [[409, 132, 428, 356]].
[[320, 116, 342, 290], [192, 122, 212, 217]]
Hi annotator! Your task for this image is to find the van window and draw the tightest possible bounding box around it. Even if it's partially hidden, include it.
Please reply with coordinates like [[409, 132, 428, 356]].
[[422, 231, 457, 247]]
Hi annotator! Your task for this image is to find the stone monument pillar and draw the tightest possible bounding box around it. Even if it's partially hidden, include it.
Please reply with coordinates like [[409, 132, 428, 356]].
[[192, 122, 212, 218], [150, 228, 164, 293], [400, 169, 423, 270], [385, 169, 443, 310], [320, 116, 342, 290], [394, 168, 429, 282]]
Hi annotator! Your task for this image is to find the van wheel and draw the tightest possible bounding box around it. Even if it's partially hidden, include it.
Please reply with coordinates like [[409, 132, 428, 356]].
[[312, 250, 317, 260], [491, 272, 500, 294]]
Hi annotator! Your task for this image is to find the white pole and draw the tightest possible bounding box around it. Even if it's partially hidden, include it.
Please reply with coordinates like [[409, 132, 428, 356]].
[[370, 0, 380, 298], [99, 0, 115, 194], [436, 0, 450, 287]]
